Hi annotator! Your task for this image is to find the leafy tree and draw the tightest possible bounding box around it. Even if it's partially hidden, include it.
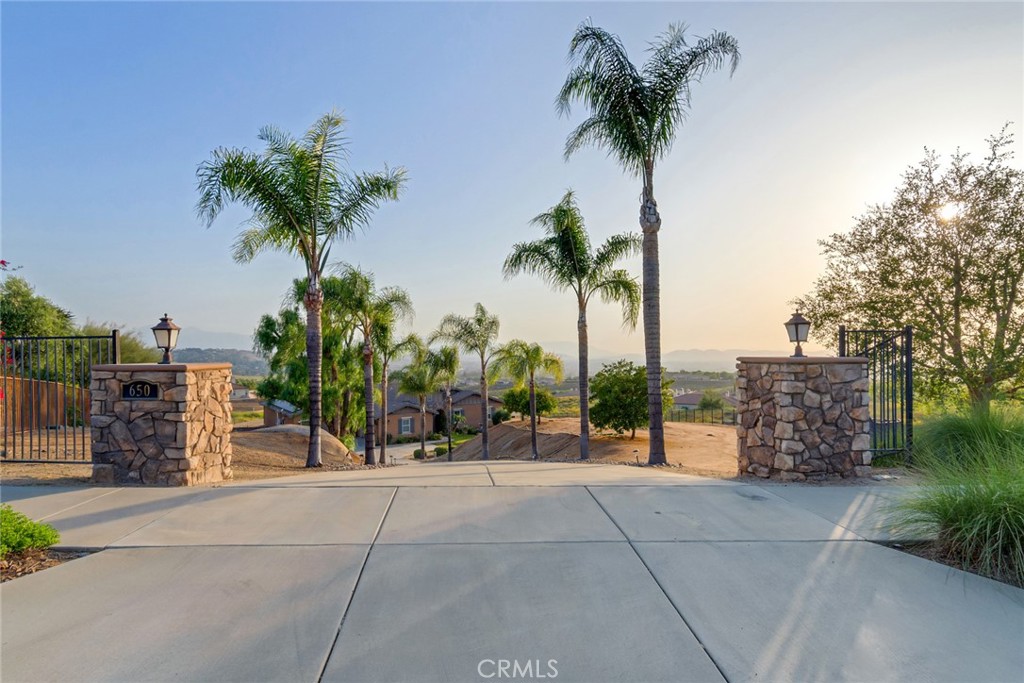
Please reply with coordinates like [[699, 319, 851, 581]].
[[427, 344, 460, 461], [502, 386, 557, 421], [329, 264, 413, 465], [0, 276, 74, 337], [252, 296, 363, 437], [504, 190, 640, 460], [590, 360, 673, 439], [697, 388, 725, 411], [79, 322, 160, 363], [798, 127, 1024, 411], [434, 303, 501, 460], [558, 22, 739, 464], [197, 111, 406, 467], [494, 340, 564, 460]]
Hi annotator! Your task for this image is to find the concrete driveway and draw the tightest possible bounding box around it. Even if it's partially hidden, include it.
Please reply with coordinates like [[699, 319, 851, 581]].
[[2, 462, 1021, 682]]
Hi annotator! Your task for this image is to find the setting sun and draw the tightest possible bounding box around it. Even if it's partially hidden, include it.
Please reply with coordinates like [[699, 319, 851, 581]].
[[938, 202, 963, 221]]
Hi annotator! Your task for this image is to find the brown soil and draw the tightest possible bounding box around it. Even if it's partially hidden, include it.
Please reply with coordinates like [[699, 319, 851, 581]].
[[451, 418, 740, 478], [1, 548, 91, 583], [0, 422, 363, 486]]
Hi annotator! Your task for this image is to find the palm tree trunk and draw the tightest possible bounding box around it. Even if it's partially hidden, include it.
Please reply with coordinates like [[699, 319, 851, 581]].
[[379, 366, 389, 465], [419, 398, 427, 459], [577, 304, 590, 460], [362, 337, 376, 466], [529, 373, 539, 460], [446, 384, 453, 462], [641, 168, 666, 465], [480, 358, 490, 460], [304, 288, 324, 468]]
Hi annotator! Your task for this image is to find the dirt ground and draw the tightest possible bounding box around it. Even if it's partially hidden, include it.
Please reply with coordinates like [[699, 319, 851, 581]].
[[0, 421, 362, 486], [451, 418, 740, 478]]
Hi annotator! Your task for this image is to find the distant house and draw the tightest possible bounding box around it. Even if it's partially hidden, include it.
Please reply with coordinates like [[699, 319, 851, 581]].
[[374, 386, 503, 442], [263, 399, 302, 427], [376, 391, 439, 442], [672, 392, 737, 411], [231, 383, 255, 401], [672, 392, 704, 410]]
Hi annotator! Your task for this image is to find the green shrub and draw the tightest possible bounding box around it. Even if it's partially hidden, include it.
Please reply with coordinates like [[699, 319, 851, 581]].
[[915, 407, 1024, 464], [889, 439, 1024, 585], [434, 445, 448, 456], [0, 505, 61, 558], [413, 449, 425, 459], [342, 434, 356, 451], [492, 409, 511, 426]]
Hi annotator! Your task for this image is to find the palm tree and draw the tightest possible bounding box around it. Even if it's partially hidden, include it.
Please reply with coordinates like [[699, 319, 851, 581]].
[[428, 345, 460, 461], [504, 190, 640, 459], [495, 340, 564, 460], [557, 23, 739, 464], [197, 111, 406, 467], [374, 321, 418, 465], [291, 276, 362, 438], [394, 336, 439, 460], [332, 264, 413, 466], [433, 303, 501, 460]]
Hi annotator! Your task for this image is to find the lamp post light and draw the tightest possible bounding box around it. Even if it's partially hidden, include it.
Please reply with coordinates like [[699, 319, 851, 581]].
[[785, 311, 810, 358], [151, 314, 181, 364]]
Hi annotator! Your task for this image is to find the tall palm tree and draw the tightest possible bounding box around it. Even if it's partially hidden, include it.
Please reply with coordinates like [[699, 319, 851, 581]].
[[394, 336, 439, 460], [504, 190, 640, 459], [332, 264, 413, 466], [433, 303, 501, 460], [495, 340, 564, 460], [197, 111, 406, 467], [291, 276, 362, 438], [428, 345, 460, 461], [557, 23, 739, 464], [374, 321, 418, 465]]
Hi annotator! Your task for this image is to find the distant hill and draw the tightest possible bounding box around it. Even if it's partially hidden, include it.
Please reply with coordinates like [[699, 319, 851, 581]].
[[174, 348, 268, 376]]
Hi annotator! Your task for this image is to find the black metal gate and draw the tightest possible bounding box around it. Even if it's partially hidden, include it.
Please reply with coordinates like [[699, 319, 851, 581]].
[[1, 331, 120, 462], [839, 326, 913, 463]]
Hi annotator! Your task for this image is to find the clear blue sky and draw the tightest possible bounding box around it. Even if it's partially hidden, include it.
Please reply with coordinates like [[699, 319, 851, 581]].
[[3, 2, 1021, 355]]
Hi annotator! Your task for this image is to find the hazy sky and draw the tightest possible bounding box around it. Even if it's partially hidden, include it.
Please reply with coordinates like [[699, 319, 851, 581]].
[[3, 2, 1021, 355]]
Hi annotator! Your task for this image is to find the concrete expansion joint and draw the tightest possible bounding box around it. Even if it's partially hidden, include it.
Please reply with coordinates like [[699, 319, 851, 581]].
[[316, 487, 398, 683], [584, 485, 733, 683], [36, 488, 123, 522]]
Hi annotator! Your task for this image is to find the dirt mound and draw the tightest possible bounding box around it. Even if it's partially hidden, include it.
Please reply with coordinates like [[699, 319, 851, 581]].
[[231, 428, 359, 479], [450, 417, 739, 478], [451, 422, 581, 461]]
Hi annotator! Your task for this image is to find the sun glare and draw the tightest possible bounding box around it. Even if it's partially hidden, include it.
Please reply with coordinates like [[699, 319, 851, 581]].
[[938, 202, 962, 221]]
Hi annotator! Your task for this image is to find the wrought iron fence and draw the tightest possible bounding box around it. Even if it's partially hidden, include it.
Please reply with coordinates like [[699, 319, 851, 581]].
[[839, 325, 913, 463], [665, 407, 737, 425], [1, 331, 120, 462]]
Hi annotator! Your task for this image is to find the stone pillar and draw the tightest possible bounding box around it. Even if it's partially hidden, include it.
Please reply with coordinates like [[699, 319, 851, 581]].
[[736, 357, 870, 481], [90, 363, 233, 485]]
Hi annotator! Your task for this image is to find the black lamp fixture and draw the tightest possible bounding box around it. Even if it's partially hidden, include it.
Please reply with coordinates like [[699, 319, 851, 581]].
[[785, 311, 810, 358], [151, 314, 181, 364]]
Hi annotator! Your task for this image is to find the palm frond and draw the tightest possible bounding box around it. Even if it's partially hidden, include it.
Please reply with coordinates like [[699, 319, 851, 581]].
[[592, 268, 642, 329], [592, 232, 642, 272], [643, 28, 740, 161]]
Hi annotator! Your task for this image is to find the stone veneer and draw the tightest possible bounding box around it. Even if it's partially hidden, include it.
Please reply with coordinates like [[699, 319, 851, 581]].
[[90, 363, 233, 485], [736, 357, 870, 481]]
